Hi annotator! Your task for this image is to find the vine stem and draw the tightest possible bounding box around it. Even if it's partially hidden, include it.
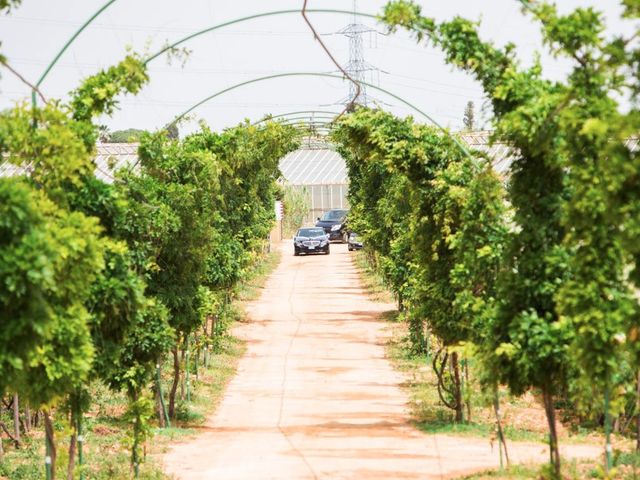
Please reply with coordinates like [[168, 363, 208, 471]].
[[493, 386, 510, 469], [605, 382, 613, 472], [301, 0, 360, 119], [0, 60, 47, 103], [636, 370, 640, 454], [156, 362, 171, 428]]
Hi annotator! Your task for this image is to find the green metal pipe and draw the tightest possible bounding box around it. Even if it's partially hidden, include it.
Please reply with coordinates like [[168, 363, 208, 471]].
[[276, 115, 335, 120], [28, 5, 470, 155], [28, 4, 470, 158], [277, 120, 334, 127], [259, 110, 340, 118], [168, 72, 472, 159], [36, 0, 118, 88], [281, 124, 332, 131], [144, 9, 377, 65], [284, 126, 332, 131], [265, 123, 333, 131], [281, 121, 333, 128], [274, 116, 335, 124], [252, 110, 340, 125], [32, 0, 118, 111], [30, 7, 375, 109], [286, 126, 332, 132], [278, 117, 334, 129]]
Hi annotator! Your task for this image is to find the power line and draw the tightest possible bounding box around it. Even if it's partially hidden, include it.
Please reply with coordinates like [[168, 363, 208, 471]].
[[5, 58, 310, 76], [382, 71, 484, 94], [0, 16, 313, 36], [383, 78, 486, 99]]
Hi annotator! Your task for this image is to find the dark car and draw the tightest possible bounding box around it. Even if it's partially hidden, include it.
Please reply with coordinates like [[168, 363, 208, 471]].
[[347, 232, 363, 251], [315, 209, 349, 242], [293, 227, 330, 256]]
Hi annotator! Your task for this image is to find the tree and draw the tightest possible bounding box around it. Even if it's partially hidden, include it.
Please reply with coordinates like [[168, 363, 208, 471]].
[[126, 132, 218, 418], [0, 52, 154, 477], [282, 185, 310, 236], [0, 180, 101, 397], [0, 178, 104, 479], [115, 120, 299, 421], [108, 128, 146, 143], [0, 36, 300, 476], [333, 107, 509, 424], [0, 0, 19, 11], [382, 3, 574, 472], [526, 2, 640, 469], [381, 0, 640, 474], [69, 54, 149, 129], [332, 109, 421, 335], [166, 123, 179, 140], [97, 124, 111, 143], [463, 101, 475, 131], [57, 54, 161, 477]]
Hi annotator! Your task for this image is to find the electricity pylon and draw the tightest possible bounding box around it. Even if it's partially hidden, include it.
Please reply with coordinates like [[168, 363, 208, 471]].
[[336, 0, 382, 108]]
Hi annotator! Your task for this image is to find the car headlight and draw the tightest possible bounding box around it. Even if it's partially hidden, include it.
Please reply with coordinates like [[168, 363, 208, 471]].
[[331, 224, 342, 231], [320, 239, 328, 246]]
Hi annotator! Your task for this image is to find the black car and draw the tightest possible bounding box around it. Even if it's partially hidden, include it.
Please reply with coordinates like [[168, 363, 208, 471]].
[[347, 232, 363, 251], [315, 209, 349, 242], [293, 227, 330, 256]]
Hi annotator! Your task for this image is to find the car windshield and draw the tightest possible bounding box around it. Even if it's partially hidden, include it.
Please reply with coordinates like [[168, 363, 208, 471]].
[[349, 233, 358, 239], [320, 210, 348, 221], [297, 228, 325, 237]]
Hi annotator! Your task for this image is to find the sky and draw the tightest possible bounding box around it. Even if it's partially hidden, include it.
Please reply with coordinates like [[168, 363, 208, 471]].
[[0, 1, 635, 136]]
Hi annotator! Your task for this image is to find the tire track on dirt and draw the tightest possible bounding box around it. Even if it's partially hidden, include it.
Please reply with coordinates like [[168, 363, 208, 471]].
[[277, 260, 319, 479]]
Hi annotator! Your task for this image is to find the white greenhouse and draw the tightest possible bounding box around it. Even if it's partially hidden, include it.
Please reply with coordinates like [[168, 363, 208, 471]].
[[278, 141, 349, 223]]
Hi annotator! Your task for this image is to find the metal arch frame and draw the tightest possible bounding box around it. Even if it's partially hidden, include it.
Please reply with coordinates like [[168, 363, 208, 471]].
[[277, 119, 333, 129], [252, 111, 338, 136], [31, 7, 378, 108], [272, 115, 334, 122], [251, 110, 341, 125], [287, 126, 333, 134], [277, 124, 333, 134], [168, 72, 472, 158], [280, 122, 333, 130], [30, 5, 471, 157], [269, 116, 336, 125], [278, 121, 333, 132], [32, 0, 119, 107], [284, 120, 332, 125], [144, 9, 378, 65], [258, 114, 338, 122]]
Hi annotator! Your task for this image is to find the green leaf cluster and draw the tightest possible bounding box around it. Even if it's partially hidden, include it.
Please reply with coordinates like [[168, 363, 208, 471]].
[[0, 46, 299, 473], [380, 0, 640, 470], [332, 108, 509, 361]]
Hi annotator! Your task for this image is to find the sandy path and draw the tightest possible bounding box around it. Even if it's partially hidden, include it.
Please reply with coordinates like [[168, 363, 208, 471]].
[[163, 242, 599, 479]]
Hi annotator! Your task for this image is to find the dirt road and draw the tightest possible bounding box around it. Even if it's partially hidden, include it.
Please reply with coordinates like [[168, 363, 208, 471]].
[[163, 243, 599, 479]]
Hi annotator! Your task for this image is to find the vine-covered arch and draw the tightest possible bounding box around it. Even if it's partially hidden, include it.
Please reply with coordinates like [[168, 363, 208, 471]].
[[168, 72, 471, 157], [29, 4, 471, 157]]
